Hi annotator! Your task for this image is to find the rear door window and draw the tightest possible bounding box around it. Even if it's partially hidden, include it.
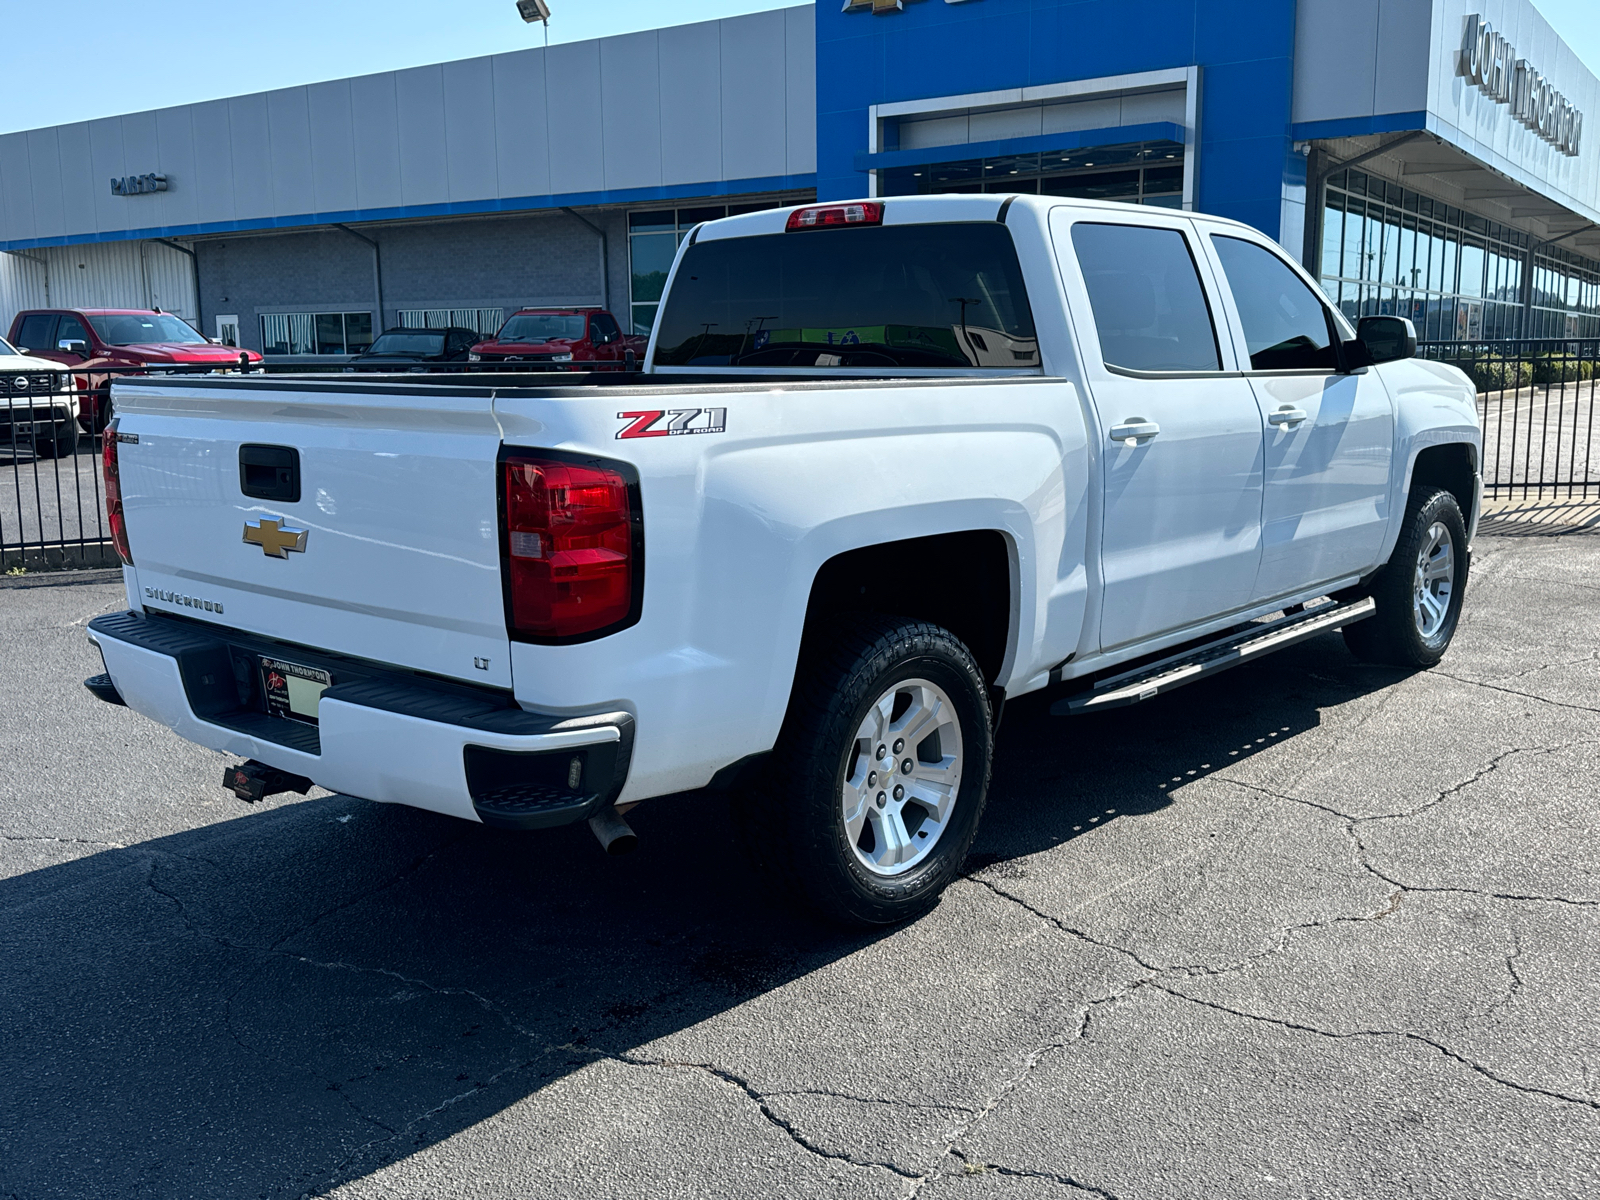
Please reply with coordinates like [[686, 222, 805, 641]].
[[1069, 223, 1221, 372], [1211, 235, 1340, 371], [15, 313, 58, 353], [653, 222, 1038, 369]]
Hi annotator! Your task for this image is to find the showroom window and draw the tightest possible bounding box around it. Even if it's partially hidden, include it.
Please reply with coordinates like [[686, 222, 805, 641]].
[[628, 202, 780, 337], [876, 141, 1185, 207], [397, 308, 505, 336], [259, 312, 374, 356], [1320, 168, 1600, 341]]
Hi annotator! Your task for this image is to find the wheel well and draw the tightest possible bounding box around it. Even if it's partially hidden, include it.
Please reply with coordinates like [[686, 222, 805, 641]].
[[803, 531, 1012, 685], [1410, 443, 1476, 528]]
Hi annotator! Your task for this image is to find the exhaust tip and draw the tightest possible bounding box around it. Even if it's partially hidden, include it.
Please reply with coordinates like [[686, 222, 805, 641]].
[[588, 806, 638, 856]]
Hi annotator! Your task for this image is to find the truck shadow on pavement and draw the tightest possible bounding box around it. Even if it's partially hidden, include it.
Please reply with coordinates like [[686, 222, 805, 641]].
[[0, 632, 1401, 1198]]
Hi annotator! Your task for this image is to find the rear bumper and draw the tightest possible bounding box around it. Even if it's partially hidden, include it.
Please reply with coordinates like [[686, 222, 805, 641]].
[[87, 610, 633, 828]]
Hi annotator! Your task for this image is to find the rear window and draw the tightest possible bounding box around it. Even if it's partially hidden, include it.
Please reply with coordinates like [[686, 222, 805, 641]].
[[652, 222, 1039, 369]]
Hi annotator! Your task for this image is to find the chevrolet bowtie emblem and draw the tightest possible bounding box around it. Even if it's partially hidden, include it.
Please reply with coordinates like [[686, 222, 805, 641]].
[[243, 517, 308, 558]]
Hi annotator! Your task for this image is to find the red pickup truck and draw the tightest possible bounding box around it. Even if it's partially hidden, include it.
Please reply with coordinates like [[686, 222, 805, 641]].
[[469, 308, 647, 369], [8, 308, 262, 432]]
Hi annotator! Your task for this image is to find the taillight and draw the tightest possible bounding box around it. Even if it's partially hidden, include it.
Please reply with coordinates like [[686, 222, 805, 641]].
[[501, 451, 641, 641], [785, 202, 883, 231], [103, 420, 133, 565]]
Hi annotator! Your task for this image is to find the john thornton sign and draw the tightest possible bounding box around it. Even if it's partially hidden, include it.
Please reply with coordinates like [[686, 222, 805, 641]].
[[1460, 14, 1583, 157]]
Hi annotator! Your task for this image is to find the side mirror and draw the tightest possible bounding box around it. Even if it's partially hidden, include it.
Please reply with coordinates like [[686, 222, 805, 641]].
[[57, 338, 89, 356], [1349, 316, 1416, 367]]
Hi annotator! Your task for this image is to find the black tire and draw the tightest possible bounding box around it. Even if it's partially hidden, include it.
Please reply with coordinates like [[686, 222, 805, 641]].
[[34, 419, 80, 460], [91, 392, 113, 435], [745, 617, 994, 927], [1343, 487, 1468, 668]]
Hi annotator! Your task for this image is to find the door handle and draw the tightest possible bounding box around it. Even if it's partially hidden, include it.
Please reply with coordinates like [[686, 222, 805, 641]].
[[1268, 406, 1308, 426], [1109, 419, 1160, 444]]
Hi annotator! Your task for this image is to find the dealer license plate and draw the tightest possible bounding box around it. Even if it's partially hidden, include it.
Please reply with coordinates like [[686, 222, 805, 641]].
[[260, 657, 332, 725]]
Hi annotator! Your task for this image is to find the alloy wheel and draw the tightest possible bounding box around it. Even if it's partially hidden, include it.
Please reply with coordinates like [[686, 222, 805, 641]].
[[840, 678, 964, 877], [1413, 520, 1455, 640]]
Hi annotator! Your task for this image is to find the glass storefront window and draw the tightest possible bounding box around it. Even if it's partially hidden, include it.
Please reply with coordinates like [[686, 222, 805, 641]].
[[259, 311, 374, 356], [627, 203, 782, 337], [1321, 168, 1600, 340], [878, 139, 1186, 208]]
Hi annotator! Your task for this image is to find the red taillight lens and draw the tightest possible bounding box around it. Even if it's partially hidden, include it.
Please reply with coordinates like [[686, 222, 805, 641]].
[[502, 453, 639, 641], [785, 202, 884, 231], [102, 420, 133, 565]]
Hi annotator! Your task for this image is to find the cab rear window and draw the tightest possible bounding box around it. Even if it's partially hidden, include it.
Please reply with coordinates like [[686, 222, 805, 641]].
[[652, 223, 1039, 370]]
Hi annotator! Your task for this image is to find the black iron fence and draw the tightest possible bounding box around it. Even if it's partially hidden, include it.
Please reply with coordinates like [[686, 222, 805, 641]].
[[2, 367, 113, 571], [6, 344, 1597, 570], [0, 360, 642, 572], [1418, 338, 1599, 499]]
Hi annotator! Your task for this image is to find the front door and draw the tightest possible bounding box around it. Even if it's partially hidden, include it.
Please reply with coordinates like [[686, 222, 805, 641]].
[[1053, 214, 1267, 651], [1204, 234, 1395, 602]]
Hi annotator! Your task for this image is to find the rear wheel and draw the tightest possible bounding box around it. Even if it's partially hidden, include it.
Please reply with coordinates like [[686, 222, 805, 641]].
[[745, 618, 993, 926], [1343, 487, 1468, 668]]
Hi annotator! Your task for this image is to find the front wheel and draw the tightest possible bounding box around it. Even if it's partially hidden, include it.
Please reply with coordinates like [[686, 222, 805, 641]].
[[748, 618, 994, 926], [1343, 487, 1468, 668], [90, 392, 113, 435], [34, 418, 81, 460]]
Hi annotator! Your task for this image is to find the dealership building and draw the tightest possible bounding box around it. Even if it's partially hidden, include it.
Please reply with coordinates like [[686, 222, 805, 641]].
[[0, 0, 1596, 356]]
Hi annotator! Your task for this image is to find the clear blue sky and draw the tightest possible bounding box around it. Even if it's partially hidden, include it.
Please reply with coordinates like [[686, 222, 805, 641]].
[[2, 0, 1596, 136]]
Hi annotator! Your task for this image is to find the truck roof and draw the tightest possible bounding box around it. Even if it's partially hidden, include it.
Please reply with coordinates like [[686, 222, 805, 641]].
[[18, 307, 171, 316], [694, 192, 1262, 243]]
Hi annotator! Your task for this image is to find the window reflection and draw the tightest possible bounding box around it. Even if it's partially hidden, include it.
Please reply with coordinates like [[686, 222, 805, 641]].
[[877, 140, 1185, 207], [1319, 168, 1600, 341]]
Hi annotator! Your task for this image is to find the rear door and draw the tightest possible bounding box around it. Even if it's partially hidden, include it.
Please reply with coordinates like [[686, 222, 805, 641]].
[[14, 313, 61, 362], [113, 378, 513, 689], [1202, 231, 1394, 601], [1053, 213, 1266, 650]]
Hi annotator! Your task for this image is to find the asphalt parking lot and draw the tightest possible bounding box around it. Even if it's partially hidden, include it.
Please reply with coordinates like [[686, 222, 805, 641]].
[[2, 526, 1597, 1200]]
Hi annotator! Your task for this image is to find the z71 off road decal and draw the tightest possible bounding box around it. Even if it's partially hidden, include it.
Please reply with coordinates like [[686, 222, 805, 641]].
[[616, 408, 727, 439]]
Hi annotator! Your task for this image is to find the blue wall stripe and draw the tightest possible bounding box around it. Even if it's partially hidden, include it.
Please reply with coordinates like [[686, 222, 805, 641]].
[[853, 123, 1186, 172], [0, 173, 819, 253], [1289, 112, 1429, 141]]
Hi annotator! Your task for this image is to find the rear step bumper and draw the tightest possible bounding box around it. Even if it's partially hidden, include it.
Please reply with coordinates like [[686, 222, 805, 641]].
[[86, 610, 633, 829], [1051, 596, 1376, 716]]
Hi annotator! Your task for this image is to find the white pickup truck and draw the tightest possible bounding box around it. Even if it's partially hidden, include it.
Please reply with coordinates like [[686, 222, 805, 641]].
[[85, 194, 1481, 925]]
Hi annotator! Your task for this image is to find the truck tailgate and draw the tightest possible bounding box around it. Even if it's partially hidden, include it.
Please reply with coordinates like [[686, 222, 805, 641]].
[[112, 379, 512, 689]]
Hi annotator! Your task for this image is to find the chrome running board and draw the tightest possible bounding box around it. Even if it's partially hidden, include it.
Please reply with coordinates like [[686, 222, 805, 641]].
[[1050, 596, 1377, 716]]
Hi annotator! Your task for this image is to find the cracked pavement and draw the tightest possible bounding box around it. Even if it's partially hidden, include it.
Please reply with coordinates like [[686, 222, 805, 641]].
[[2, 529, 1598, 1199]]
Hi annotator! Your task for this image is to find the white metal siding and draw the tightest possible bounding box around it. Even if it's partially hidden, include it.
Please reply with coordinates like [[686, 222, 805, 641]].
[[0, 241, 198, 330], [0, 251, 51, 333], [0, 5, 817, 249]]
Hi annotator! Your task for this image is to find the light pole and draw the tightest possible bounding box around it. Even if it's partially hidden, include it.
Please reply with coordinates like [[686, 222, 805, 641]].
[[516, 0, 551, 48]]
